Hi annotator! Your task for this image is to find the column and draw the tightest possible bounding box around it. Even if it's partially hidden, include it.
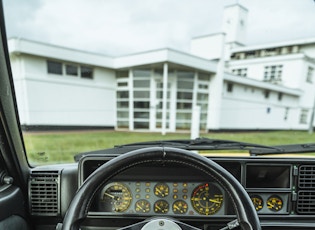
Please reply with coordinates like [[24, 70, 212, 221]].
[[161, 63, 168, 135], [128, 69, 134, 130]]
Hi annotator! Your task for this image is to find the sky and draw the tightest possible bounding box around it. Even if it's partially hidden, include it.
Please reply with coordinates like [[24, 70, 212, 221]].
[[3, 0, 315, 56]]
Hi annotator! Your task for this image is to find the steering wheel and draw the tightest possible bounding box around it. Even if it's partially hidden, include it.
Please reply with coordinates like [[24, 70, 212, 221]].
[[59, 147, 261, 230]]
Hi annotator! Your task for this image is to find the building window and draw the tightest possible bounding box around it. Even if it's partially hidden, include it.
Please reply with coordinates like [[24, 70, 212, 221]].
[[66, 64, 78, 76], [48, 60, 94, 79], [264, 65, 282, 83], [262, 48, 279, 57], [264, 90, 270, 99], [299, 109, 309, 124], [278, 92, 283, 101], [80, 66, 93, 79], [232, 68, 247, 77], [117, 70, 129, 79], [245, 51, 257, 59], [306, 66, 314, 83], [47, 60, 62, 75], [227, 82, 233, 92]]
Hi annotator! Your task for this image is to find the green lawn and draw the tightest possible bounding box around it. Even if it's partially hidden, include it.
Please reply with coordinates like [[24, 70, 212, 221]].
[[23, 130, 315, 165]]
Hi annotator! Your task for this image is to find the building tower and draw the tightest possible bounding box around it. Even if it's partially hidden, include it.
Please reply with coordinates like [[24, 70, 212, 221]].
[[223, 3, 248, 48]]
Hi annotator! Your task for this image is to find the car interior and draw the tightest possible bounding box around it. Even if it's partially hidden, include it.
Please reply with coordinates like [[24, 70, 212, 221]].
[[1, 1, 315, 230]]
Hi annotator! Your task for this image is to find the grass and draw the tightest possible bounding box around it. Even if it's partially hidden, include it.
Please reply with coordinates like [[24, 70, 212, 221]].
[[23, 130, 315, 165]]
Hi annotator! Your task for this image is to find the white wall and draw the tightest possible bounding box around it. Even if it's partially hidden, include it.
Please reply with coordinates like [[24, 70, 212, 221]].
[[14, 54, 116, 127], [190, 34, 225, 60], [228, 55, 305, 88], [220, 82, 301, 129]]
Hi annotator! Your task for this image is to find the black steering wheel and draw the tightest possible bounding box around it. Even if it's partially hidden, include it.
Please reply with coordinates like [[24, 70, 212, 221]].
[[59, 147, 261, 230]]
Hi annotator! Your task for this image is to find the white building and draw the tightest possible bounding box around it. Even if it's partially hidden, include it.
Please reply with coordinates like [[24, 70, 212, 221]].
[[8, 3, 315, 132]]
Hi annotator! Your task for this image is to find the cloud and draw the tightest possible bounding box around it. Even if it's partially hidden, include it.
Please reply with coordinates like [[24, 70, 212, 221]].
[[3, 0, 315, 55]]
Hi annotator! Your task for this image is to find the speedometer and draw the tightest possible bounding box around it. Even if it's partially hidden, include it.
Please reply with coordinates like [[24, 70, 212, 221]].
[[191, 183, 223, 215], [101, 182, 132, 212]]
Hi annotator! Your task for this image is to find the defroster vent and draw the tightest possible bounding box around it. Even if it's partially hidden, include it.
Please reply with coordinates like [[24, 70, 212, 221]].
[[297, 165, 315, 214], [29, 170, 60, 216]]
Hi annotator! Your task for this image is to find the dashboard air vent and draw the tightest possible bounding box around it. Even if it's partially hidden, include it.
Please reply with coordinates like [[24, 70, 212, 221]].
[[29, 170, 60, 216], [298, 165, 315, 189], [297, 191, 315, 214]]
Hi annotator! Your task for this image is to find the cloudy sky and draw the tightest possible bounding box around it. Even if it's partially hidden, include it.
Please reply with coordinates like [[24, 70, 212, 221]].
[[3, 0, 315, 56]]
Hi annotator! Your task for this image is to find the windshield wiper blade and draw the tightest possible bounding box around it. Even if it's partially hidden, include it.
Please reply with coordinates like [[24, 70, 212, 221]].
[[116, 137, 282, 152], [250, 143, 315, 156]]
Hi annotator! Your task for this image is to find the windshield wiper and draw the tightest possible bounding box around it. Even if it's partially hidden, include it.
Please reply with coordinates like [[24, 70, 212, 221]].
[[116, 137, 282, 152], [250, 143, 315, 156]]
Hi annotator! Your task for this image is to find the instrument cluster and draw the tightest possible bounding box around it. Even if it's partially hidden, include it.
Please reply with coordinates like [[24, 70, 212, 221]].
[[96, 181, 225, 216]]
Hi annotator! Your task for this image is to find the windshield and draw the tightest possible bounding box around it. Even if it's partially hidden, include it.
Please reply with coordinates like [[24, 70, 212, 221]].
[[3, 0, 315, 165]]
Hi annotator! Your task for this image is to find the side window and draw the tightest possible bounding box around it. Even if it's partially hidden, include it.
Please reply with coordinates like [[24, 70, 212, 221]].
[[232, 68, 247, 77], [80, 66, 93, 79], [66, 64, 78, 76], [47, 60, 62, 75], [264, 65, 282, 83]]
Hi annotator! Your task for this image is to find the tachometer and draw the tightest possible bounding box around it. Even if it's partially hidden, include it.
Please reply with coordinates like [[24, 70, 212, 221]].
[[191, 183, 223, 215], [101, 182, 132, 212]]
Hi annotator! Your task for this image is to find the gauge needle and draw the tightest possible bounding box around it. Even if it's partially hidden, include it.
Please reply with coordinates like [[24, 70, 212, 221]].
[[136, 204, 144, 211], [209, 199, 221, 204], [104, 192, 115, 199], [156, 187, 162, 195]]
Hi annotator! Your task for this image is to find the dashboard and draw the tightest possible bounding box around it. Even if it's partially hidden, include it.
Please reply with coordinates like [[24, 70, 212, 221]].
[[29, 152, 315, 230], [79, 155, 292, 219]]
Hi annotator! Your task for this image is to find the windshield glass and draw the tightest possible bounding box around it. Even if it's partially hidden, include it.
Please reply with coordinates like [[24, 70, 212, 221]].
[[3, 0, 315, 165]]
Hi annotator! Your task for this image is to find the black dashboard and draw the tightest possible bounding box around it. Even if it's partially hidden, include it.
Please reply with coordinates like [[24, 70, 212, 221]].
[[29, 153, 315, 230], [80, 156, 291, 217]]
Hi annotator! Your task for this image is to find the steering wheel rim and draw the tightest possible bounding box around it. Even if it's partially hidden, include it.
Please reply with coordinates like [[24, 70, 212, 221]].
[[61, 147, 261, 230]]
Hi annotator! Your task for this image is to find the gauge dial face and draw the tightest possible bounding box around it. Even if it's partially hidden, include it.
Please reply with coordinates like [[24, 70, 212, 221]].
[[154, 200, 169, 213], [102, 182, 132, 212], [191, 183, 223, 215], [154, 183, 169, 198], [135, 199, 150, 213], [250, 195, 263, 211], [266, 195, 283, 212], [172, 200, 188, 214]]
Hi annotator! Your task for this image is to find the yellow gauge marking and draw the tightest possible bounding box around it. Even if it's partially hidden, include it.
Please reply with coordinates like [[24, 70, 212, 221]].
[[266, 195, 283, 212], [154, 183, 169, 198], [191, 183, 223, 215], [250, 195, 263, 211], [102, 182, 132, 213]]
